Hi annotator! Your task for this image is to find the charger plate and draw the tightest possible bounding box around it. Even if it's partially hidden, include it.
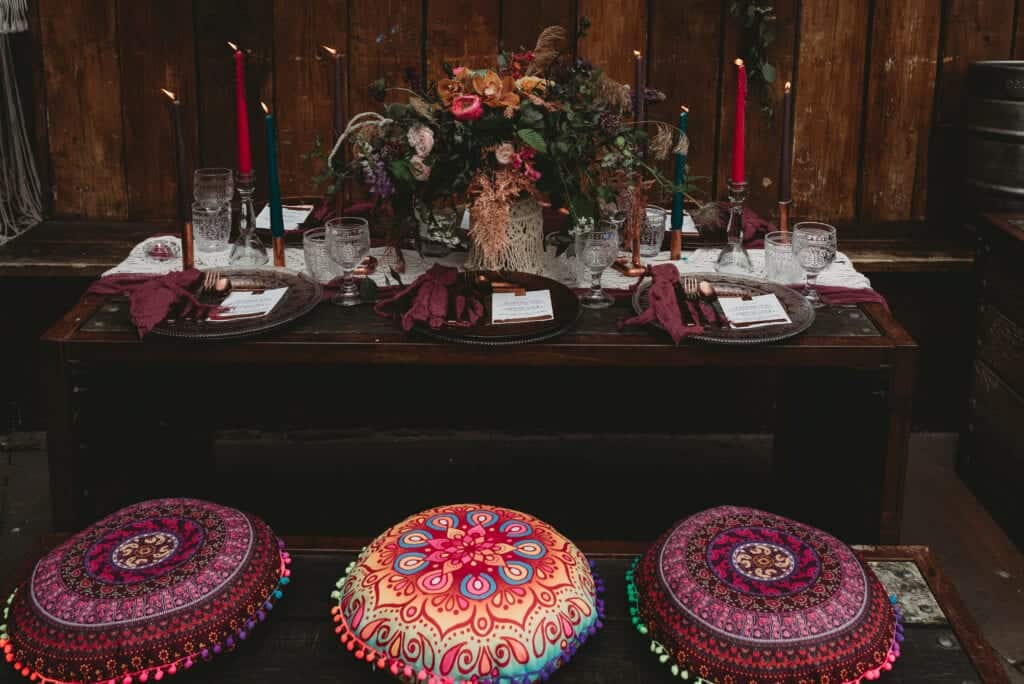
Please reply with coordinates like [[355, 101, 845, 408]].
[[409, 271, 581, 346], [632, 272, 814, 345], [150, 268, 322, 340]]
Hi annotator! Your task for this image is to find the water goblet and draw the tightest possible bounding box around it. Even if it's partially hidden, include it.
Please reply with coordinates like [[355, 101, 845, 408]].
[[326, 217, 371, 306], [639, 205, 668, 257], [193, 168, 234, 206], [302, 227, 342, 283], [575, 220, 619, 309], [792, 222, 837, 308]]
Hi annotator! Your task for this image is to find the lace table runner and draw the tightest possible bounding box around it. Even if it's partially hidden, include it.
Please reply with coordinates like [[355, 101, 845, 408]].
[[103, 237, 872, 291]]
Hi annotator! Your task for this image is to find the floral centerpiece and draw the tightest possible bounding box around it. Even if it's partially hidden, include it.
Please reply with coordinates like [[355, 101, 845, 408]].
[[326, 21, 689, 272]]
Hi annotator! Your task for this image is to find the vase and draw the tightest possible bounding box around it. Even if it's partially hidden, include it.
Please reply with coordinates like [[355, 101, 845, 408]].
[[465, 195, 544, 274]]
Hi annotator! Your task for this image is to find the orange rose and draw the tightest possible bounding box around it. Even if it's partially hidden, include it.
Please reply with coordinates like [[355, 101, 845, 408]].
[[472, 70, 520, 109]]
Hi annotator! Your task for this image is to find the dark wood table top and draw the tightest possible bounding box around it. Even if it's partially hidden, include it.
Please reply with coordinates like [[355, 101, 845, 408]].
[[43, 291, 916, 369], [1, 545, 1004, 684]]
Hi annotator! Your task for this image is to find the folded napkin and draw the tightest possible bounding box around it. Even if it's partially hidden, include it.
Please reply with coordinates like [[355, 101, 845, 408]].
[[374, 264, 483, 331], [87, 269, 222, 337], [791, 284, 890, 311], [619, 264, 706, 345], [697, 202, 774, 248]]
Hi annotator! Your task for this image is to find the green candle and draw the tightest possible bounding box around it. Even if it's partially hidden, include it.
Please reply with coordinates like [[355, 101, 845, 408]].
[[262, 101, 284, 238], [671, 105, 689, 230]]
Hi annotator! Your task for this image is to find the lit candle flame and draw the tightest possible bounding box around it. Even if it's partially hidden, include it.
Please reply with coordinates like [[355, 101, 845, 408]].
[[227, 41, 239, 52], [681, 104, 689, 113], [735, 58, 744, 67], [633, 50, 642, 58], [321, 45, 338, 56], [785, 81, 792, 93], [261, 101, 270, 115], [160, 88, 176, 101]]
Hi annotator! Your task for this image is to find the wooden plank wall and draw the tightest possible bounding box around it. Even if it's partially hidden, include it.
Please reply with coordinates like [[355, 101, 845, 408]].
[[21, 0, 1024, 225]]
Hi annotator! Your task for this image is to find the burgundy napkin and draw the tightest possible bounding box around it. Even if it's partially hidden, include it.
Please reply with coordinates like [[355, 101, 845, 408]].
[[619, 264, 705, 345], [374, 264, 483, 331], [87, 269, 222, 337], [699, 202, 775, 248], [790, 284, 890, 311]]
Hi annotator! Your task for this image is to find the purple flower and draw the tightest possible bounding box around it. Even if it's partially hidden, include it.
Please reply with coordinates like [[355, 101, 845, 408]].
[[363, 158, 395, 198]]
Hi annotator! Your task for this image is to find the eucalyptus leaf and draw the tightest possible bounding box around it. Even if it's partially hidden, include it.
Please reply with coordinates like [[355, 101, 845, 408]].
[[517, 128, 548, 153], [761, 63, 776, 83]]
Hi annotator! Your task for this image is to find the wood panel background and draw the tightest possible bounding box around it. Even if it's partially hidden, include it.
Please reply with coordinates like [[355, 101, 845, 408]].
[[19, 0, 1024, 225]]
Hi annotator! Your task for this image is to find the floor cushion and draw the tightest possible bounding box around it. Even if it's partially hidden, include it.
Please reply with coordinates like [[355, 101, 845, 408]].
[[1, 498, 291, 684], [627, 506, 901, 683], [331, 504, 605, 684]]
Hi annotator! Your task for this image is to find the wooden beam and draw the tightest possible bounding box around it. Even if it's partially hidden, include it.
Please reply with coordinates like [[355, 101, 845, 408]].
[[40, 0, 127, 219]]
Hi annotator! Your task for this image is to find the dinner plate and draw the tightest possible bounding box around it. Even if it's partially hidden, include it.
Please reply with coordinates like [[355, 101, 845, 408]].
[[631, 272, 814, 344]]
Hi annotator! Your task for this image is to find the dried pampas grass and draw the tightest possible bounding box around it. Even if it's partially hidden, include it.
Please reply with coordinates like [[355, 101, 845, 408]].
[[527, 25, 567, 76], [468, 170, 540, 263], [594, 73, 631, 112]]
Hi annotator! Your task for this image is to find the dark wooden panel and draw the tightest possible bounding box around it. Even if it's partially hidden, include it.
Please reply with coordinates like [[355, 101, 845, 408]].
[[860, 0, 942, 222], [425, 0, 500, 79], [647, 0, 724, 203], [501, 0, 576, 52], [194, 0, 274, 195], [347, 0, 423, 118], [576, 0, 647, 86], [39, 0, 126, 219], [117, 0, 198, 220], [716, 0, 797, 218], [272, 0, 347, 197], [1016, 0, 1024, 58], [978, 305, 1024, 394], [791, 0, 871, 222]]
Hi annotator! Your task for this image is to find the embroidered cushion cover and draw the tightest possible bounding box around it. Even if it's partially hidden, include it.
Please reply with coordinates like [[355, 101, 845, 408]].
[[331, 504, 605, 684], [1, 498, 291, 684], [627, 506, 901, 684]]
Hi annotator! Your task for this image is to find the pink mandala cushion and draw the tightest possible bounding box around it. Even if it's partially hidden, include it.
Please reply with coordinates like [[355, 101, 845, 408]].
[[330, 504, 605, 684], [1, 498, 292, 684], [628, 506, 901, 684]]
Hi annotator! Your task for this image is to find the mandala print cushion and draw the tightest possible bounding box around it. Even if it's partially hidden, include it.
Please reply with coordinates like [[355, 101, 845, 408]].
[[627, 506, 901, 684], [1, 498, 292, 684], [331, 504, 605, 684]]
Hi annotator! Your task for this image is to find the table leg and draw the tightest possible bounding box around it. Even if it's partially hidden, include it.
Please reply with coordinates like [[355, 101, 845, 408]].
[[42, 340, 81, 531], [878, 347, 918, 544]]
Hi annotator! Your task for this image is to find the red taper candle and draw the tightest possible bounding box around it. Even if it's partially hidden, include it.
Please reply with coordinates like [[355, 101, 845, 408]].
[[731, 58, 747, 184], [229, 41, 253, 174]]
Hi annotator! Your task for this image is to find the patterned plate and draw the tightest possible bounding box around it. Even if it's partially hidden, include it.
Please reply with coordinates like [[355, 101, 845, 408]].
[[150, 269, 322, 340], [410, 271, 581, 346], [632, 272, 815, 345]]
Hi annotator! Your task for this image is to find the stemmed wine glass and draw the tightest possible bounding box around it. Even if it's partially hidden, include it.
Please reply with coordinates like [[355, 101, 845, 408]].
[[792, 222, 837, 308], [326, 217, 371, 306], [575, 219, 620, 309]]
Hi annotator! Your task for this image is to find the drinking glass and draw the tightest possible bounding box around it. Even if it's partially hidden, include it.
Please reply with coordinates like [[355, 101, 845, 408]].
[[575, 220, 619, 309], [302, 227, 342, 283], [193, 168, 234, 206], [639, 205, 668, 257], [192, 201, 231, 252], [764, 231, 804, 284], [326, 217, 371, 306], [792, 222, 837, 308]]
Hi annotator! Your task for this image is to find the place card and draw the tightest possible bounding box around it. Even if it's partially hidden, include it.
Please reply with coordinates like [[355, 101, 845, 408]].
[[717, 293, 792, 329], [209, 287, 288, 321], [491, 289, 554, 325], [255, 204, 314, 231]]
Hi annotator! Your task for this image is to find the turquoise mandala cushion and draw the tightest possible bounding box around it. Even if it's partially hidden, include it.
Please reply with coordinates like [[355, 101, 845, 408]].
[[331, 504, 605, 684], [628, 506, 901, 684], [1, 498, 291, 684]]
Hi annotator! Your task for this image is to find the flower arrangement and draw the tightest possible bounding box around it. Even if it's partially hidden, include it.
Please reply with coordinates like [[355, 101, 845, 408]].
[[326, 21, 692, 265]]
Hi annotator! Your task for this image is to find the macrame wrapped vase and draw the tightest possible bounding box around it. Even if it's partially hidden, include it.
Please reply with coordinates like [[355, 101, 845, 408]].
[[465, 195, 544, 274], [330, 504, 605, 683], [1, 498, 291, 684], [628, 506, 901, 684]]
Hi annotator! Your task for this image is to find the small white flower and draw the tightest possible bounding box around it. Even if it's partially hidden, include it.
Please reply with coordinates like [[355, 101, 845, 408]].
[[407, 124, 435, 157], [410, 155, 432, 181], [494, 142, 516, 165]]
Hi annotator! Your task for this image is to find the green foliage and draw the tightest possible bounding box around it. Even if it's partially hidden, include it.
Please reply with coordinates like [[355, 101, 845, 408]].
[[729, 0, 778, 118]]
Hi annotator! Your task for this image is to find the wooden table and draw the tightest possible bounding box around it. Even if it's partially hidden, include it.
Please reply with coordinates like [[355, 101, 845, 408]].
[[1, 544, 1003, 683], [41, 292, 917, 544]]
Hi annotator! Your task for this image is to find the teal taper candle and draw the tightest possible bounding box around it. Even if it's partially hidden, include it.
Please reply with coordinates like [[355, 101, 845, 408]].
[[262, 101, 285, 238], [671, 105, 689, 231]]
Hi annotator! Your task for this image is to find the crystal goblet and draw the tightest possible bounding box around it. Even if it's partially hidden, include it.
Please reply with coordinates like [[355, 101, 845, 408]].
[[326, 217, 371, 307]]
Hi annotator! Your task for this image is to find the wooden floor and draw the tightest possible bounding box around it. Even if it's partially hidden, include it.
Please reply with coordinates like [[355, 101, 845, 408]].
[[0, 431, 1021, 681]]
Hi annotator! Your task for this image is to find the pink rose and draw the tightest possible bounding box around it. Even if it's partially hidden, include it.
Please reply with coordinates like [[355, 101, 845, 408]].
[[451, 94, 483, 121], [407, 124, 434, 157], [410, 155, 432, 181], [494, 142, 515, 165]]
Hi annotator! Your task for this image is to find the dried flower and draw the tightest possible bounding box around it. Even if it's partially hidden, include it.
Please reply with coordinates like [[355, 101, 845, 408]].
[[472, 71, 520, 109], [515, 76, 548, 96], [527, 26, 567, 76], [494, 142, 516, 165], [407, 124, 435, 157], [437, 78, 462, 106], [410, 155, 432, 181], [451, 94, 484, 121]]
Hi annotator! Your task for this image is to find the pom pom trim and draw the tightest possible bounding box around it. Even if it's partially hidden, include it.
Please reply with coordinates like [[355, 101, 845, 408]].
[[1, 540, 293, 684]]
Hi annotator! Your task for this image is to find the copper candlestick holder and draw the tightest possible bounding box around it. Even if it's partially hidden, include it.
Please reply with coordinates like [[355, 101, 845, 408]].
[[272, 236, 286, 267], [670, 230, 682, 261], [181, 221, 195, 270], [778, 199, 791, 234], [611, 213, 646, 277]]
